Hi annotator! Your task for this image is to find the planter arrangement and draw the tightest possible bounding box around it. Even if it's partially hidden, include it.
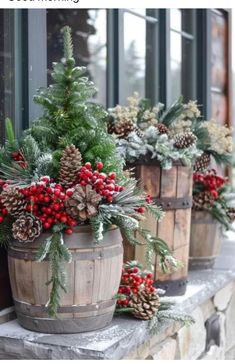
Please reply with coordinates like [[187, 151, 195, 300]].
[[107, 93, 232, 295], [0, 27, 177, 334], [190, 170, 235, 270]]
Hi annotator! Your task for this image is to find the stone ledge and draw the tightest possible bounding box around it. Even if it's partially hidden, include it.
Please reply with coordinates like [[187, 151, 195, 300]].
[[0, 240, 235, 360]]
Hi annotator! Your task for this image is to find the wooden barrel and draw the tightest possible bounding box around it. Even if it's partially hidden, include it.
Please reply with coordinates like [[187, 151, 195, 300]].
[[0, 247, 13, 310], [124, 161, 193, 296], [8, 225, 123, 334], [189, 210, 221, 270]]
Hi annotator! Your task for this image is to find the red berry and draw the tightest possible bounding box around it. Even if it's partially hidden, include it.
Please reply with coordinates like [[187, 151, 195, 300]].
[[2, 208, 8, 215], [96, 162, 104, 170], [132, 267, 139, 273], [66, 189, 74, 197], [60, 216, 67, 223], [137, 207, 145, 213], [65, 228, 73, 235], [109, 172, 116, 179], [0, 216, 4, 223], [210, 190, 218, 199], [85, 162, 92, 170], [44, 196, 51, 203], [43, 222, 51, 229]]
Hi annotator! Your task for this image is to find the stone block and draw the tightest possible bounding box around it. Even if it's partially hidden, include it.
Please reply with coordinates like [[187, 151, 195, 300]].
[[201, 345, 224, 360], [151, 338, 177, 360], [225, 346, 235, 360], [200, 299, 216, 321], [0, 307, 16, 325], [176, 307, 206, 360], [136, 341, 150, 359], [225, 290, 235, 351], [213, 281, 234, 311]]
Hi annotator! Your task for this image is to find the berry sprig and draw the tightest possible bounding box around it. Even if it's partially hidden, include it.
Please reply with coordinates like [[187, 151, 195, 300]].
[[77, 162, 124, 203], [116, 263, 156, 308], [19, 177, 76, 234], [193, 170, 227, 200]]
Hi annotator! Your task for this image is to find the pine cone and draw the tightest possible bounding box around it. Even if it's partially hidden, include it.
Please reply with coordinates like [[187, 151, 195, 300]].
[[59, 144, 82, 189], [65, 184, 101, 221], [155, 123, 169, 135], [114, 118, 136, 139], [1, 188, 27, 217], [194, 152, 211, 172], [129, 290, 161, 320], [193, 191, 214, 210], [174, 132, 197, 149], [12, 213, 42, 243]]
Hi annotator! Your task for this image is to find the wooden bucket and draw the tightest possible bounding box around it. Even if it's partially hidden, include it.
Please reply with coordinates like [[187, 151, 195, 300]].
[[8, 226, 123, 334], [124, 161, 193, 296], [0, 247, 13, 310], [189, 210, 221, 270]]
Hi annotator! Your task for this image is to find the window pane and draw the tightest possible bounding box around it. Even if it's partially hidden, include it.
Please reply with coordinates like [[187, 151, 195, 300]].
[[123, 12, 146, 99], [170, 9, 181, 31], [170, 31, 182, 103], [47, 9, 107, 105], [0, 10, 15, 142]]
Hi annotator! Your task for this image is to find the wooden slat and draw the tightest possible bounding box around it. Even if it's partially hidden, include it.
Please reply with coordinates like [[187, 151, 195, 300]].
[[13, 259, 35, 304], [74, 259, 94, 306], [31, 261, 49, 305]]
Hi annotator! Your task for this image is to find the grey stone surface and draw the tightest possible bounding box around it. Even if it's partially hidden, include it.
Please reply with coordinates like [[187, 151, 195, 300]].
[[201, 345, 224, 360], [151, 338, 177, 360], [0, 240, 235, 360], [225, 289, 235, 351], [225, 346, 235, 360], [176, 307, 206, 360], [213, 281, 234, 311]]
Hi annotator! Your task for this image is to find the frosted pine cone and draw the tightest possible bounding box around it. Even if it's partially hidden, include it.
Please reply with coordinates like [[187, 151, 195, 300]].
[[194, 152, 211, 172], [59, 144, 82, 189], [65, 184, 101, 221], [129, 290, 161, 320], [155, 123, 169, 135], [174, 132, 197, 149], [1, 188, 27, 217], [12, 213, 42, 243]]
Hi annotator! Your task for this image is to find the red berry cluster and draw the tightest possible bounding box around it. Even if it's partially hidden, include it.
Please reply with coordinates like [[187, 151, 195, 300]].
[[11, 151, 28, 169], [193, 170, 226, 200], [117, 265, 156, 307], [19, 177, 76, 234], [77, 162, 124, 203]]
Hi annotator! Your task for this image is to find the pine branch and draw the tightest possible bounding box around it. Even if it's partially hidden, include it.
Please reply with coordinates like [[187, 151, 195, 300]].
[[61, 26, 74, 60], [159, 96, 184, 126], [5, 118, 18, 151], [36, 230, 72, 317], [0, 216, 14, 248]]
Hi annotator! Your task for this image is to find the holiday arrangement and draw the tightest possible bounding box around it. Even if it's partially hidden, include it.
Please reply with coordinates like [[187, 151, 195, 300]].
[[107, 93, 232, 170], [192, 169, 235, 231], [0, 27, 178, 322], [115, 261, 194, 328]]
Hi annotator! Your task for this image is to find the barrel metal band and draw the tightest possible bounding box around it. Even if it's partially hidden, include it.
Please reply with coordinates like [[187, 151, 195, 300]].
[[14, 298, 115, 314], [8, 245, 123, 261], [153, 196, 192, 210]]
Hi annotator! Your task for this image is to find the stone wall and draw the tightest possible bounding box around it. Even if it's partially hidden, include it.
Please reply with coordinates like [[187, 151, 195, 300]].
[[123, 281, 235, 360]]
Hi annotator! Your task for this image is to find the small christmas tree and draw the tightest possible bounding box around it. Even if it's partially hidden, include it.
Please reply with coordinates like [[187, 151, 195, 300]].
[[24, 26, 122, 178]]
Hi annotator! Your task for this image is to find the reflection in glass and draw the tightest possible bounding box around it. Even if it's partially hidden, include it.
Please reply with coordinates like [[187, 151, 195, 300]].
[[47, 9, 107, 105], [170, 9, 181, 31], [0, 10, 15, 142], [124, 12, 146, 100], [170, 31, 182, 103]]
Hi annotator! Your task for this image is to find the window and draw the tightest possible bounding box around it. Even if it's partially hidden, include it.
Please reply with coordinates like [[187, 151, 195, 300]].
[[169, 9, 196, 104], [0, 10, 15, 142], [47, 9, 107, 106]]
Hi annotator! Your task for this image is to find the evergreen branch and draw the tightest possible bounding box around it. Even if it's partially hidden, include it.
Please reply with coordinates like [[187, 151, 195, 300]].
[[0, 216, 14, 248], [61, 26, 74, 60], [0, 162, 33, 186], [159, 96, 184, 126], [5, 118, 18, 151], [37, 231, 72, 317]]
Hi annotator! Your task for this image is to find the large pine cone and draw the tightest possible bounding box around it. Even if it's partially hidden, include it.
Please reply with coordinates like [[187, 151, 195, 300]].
[[129, 290, 161, 320], [115, 118, 136, 138], [12, 213, 42, 243], [174, 132, 197, 149], [194, 152, 211, 172], [59, 144, 82, 189], [65, 184, 101, 221], [1, 188, 27, 217]]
